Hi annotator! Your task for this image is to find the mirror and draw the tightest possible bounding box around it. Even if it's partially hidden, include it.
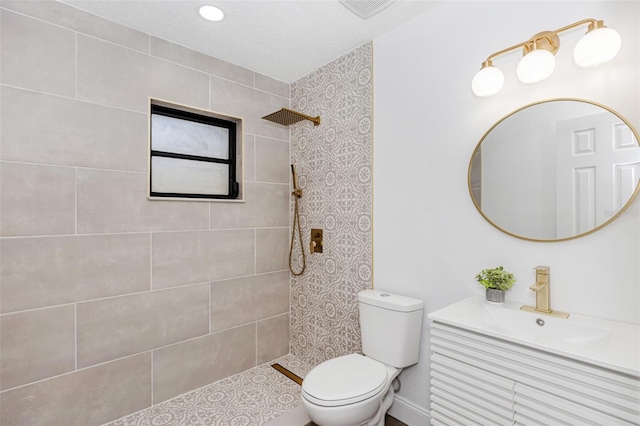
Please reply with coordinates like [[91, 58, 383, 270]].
[[469, 99, 640, 242]]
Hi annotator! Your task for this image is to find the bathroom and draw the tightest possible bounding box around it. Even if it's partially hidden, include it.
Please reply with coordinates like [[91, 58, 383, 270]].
[[0, 0, 638, 425]]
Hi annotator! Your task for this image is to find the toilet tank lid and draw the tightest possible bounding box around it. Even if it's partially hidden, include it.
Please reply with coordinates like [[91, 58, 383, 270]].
[[358, 290, 423, 312]]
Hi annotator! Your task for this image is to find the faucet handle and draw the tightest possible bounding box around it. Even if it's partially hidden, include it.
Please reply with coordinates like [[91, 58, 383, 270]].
[[529, 282, 547, 292], [533, 265, 550, 274]]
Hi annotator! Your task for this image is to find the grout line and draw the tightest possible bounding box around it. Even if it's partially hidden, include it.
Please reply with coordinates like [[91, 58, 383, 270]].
[[151, 350, 154, 405], [149, 233, 153, 291], [255, 322, 258, 367], [0, 159, 147, 175], [75, 32, 78, 99], [0, 225, 289, 240], [0, 159, 289, 186], [208, 283, 211, 334], [74, 167, 78, 234], [0, 281, 212, 317], [74, 303, 78, 370], [253, 229, 257, 275], [0, 83, 147, 116], [1, 317, 267, 395]]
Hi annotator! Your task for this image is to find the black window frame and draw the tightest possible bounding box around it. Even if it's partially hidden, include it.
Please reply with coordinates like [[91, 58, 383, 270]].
[[149, 104, 239, 200]]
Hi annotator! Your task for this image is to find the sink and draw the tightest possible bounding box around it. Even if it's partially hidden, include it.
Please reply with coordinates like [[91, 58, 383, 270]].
[[428, 295, 640, 376], [462, 303, 612, 348]]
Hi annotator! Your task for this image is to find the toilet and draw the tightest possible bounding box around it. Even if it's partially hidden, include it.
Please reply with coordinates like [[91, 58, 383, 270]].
[[301, 289, 424, 426]]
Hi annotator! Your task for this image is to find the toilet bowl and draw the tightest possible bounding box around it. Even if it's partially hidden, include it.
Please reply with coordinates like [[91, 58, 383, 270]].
[[302, 354, 400, 426], [301, 290, 424, 426]]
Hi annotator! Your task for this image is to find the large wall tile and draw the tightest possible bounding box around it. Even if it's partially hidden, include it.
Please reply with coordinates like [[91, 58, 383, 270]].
[[1, 87, 148, 171], [0, 305, 75, 390], [0, 162, 75, 237], [0, 353, 151, 426], [0, 233, 150, 313], [256, 227, 289, 273], [77, 284, 209, 368], [152, 229, 255, 289], [1, 0, 149, 53], [0, 10, 75, 96], [150, 36, 254, 86], [257, 314, 290, 365], [77, 35, 209, 113], [255, 73, 290, 99], [210, 271, 289, 332], [77, 169, 209, 233], [255, 137, 290, 183], [210, 76, 289, 141], [210, 182, 289, 229], [152, 324, 256, 403]]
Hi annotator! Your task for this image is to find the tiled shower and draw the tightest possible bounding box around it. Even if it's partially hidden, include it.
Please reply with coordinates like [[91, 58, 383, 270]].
[[0, 1, 374, 425]]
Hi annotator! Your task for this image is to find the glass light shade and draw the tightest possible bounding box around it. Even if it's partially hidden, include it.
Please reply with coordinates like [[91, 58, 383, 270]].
[[471, 66, 504, 97], [573, 27, 622, 67], [198, 5, 225, 21], [517, 49, 556, 83]]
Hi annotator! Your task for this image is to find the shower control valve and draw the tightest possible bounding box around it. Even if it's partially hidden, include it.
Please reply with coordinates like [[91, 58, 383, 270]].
[[310, 229, 323, 253]]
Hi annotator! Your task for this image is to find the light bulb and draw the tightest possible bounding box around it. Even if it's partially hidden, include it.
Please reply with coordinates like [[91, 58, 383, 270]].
[[471, 65, 504, 97], [573, 27, 621, 67], [517, 49, 556, 83], [199, 5, 225, 22]]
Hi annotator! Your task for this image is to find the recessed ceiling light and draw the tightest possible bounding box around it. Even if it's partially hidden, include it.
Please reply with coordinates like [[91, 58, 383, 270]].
[[198, 5, 225, 22]]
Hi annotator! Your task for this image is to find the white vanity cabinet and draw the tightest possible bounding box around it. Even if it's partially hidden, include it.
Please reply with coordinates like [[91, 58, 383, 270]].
[[430, 322, 640, 426]]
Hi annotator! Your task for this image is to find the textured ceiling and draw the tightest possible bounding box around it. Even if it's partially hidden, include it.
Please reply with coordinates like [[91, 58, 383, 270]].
[[62, 0, 443, 83]]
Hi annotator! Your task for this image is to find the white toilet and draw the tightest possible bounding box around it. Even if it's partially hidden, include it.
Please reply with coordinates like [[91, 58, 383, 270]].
[[301, 289, 424, 426]]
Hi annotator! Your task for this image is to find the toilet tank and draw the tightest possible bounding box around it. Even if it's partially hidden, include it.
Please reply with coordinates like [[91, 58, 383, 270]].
[[358, 289, 424, 368]]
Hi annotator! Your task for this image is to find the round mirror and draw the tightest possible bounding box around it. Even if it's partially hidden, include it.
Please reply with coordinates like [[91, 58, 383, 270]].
[[469, 99, 640, 242]]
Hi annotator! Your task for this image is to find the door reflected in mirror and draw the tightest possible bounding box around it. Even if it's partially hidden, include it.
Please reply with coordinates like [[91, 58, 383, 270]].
[[469, 99, 640, 242]]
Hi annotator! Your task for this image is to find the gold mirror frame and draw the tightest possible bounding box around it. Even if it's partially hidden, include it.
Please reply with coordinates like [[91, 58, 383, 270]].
[[468, 98, 640, 242]]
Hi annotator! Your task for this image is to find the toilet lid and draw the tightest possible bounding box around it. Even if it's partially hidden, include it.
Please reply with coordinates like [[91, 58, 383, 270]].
[[302, 354, 387, 406]]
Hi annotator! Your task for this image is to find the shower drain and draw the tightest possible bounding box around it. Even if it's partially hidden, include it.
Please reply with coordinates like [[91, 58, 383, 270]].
[[271, 363, 303, 385]]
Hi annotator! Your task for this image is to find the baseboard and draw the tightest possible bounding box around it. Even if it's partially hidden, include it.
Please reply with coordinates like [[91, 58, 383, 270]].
[[388, 395, 431, 425]]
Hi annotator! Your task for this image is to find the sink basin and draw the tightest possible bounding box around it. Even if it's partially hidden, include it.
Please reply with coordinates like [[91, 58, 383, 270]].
[[428, 295, 640, 376], [462, 303, 612, 348]]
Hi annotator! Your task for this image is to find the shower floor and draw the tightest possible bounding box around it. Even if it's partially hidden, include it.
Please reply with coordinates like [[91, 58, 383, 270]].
[[104, 354, 314, 426]]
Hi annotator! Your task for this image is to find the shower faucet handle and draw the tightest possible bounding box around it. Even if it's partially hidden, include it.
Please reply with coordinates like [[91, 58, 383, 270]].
[[310, 229, 323, 253]]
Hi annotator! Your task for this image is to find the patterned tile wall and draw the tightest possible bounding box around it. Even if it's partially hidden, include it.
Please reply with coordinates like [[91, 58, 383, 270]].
[[290, 42, 374, 366]]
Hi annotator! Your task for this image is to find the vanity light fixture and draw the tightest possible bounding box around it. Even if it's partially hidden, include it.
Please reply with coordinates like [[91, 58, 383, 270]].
[[198, 5, 225, 22], [472, 18, 622, 97]]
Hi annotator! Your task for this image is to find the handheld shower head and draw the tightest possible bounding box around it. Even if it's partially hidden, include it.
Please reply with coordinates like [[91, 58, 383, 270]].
[[291, 165, 298, 190], [291, 164, 302, 198]]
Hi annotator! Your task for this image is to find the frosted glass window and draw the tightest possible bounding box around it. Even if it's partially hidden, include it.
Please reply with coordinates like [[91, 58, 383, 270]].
[[149, 103, 238, 200], [151, 157, 229, 196], [152, 115, 229, 159]]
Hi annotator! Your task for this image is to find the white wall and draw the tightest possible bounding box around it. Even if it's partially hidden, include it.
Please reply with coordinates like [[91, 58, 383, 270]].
[[373, 0, 639, 418]]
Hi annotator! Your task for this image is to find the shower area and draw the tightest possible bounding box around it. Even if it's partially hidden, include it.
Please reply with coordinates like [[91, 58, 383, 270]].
[[0, 0, 373, 423]]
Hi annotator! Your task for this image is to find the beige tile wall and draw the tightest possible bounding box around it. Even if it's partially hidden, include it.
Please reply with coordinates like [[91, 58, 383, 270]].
[[0, 2, 291, 424]]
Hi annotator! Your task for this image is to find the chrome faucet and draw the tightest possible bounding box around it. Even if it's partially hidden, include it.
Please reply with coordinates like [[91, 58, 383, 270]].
[[521, 266, 569, 319]]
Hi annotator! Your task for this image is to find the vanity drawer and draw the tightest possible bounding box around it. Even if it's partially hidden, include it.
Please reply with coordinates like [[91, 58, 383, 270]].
[[430, 349, 515, 425], [514, 383, 637, 426]]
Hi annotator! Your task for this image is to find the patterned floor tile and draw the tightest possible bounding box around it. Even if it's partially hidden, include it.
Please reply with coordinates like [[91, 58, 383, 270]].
[[104, 354, 314, 426]]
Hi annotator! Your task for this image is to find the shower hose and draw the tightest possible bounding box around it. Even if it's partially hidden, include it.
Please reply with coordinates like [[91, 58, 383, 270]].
[[289, 193, 306, 276]]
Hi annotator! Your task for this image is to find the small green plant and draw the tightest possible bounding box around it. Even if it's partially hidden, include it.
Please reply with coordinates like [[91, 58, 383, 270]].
[[475, 266, 516, 291]]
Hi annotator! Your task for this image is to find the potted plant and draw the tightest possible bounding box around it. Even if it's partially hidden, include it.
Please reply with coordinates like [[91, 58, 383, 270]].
[[475, 266, 516, 304]]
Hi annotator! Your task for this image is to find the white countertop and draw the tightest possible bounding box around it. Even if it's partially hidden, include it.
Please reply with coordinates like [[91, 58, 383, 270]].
[[428, 295, 640, 377]]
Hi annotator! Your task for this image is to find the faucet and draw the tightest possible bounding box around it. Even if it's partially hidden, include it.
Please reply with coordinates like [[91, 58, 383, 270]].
[[520, 266, 569, 319]]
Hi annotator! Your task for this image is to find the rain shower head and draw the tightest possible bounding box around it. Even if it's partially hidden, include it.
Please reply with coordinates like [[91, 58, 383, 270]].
[[262, 107, 320, 127]]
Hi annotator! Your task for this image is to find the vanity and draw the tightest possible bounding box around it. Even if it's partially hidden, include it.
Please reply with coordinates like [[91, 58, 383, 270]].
[[428, 296, 640, 425]]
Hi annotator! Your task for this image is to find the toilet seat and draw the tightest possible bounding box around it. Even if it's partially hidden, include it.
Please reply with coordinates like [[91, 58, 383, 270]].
[[302, 354, 388, 407]]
